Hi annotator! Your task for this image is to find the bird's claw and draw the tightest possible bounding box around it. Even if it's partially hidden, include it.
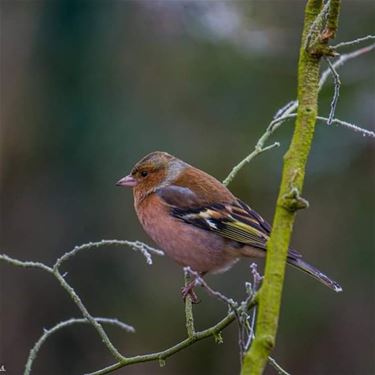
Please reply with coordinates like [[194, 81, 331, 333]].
[[181, 282, 200, 304]]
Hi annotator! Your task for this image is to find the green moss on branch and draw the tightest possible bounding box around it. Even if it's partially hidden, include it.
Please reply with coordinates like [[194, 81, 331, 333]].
[[240, 1, 341, 374]]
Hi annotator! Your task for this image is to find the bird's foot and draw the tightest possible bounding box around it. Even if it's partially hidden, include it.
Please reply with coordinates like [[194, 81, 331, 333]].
[[181, 280, 200, 304]]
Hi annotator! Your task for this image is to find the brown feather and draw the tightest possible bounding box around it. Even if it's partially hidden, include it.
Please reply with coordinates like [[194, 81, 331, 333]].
[[173, 166, 235, 205]]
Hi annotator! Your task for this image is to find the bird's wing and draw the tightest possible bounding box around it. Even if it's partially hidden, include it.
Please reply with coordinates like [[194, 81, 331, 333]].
[[171, 200, 270, 250], [156, 185, 302, 257], [155, 185, 202, 208], [156, 186, 267, 250]]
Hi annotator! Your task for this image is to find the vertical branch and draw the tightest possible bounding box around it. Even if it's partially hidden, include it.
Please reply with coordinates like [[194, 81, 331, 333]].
[[241, 0, 341, 374]]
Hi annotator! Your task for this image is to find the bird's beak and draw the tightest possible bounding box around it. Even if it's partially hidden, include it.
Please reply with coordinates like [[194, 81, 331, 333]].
[[116, 174, 138, 187]]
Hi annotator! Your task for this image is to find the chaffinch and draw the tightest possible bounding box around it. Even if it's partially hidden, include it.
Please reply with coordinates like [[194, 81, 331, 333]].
[[117, 151, 342, 299]]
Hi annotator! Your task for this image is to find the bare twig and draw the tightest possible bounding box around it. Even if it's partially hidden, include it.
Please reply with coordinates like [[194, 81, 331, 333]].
[[183, 266, 288, 374], [244, 263, 263, 350], [1, 243, 258, 375], [84, 268, 293, 375], [324, 57, 341, 125], [270, 113, 375, 138], [0, 240, 164, 374], [224, 42, 374, 186], [332, 35, 375, 49], [268, 357, 291, 375], [319, 43, 375, 88], [184, 267, 239, 309], [223, 140, 280, 186], [317, 116, 375, 137], [85, 294, 258, 375], [54, 239, 164, 269], [0, 254, 53, 273], [53, 270, 126, 361], [183, 267, 246, 353], [183, 270, 195, 338], [273, 100, 297, 119], [25, 317, 135, 375]]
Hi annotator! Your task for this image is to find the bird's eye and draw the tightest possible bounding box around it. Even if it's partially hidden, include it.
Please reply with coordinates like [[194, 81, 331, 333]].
[[140, 171, 148, 177]]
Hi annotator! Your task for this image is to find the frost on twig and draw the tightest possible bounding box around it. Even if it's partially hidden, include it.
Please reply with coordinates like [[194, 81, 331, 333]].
[[319, 43, 375, 89], [54, 239, 164, 269], [223, 41, 375, 186], [271, 113, 375, 138], [0, 239, 163, 374], [1, 242, 258, 375], [324, 57, 341, 125], [86, 276, 259, 375], [317, 117, 375, 137], [242, 264, 263, 353], [0, 254, 53, 273], [183, 265, 288, 374], [332, 35, 375, 49]]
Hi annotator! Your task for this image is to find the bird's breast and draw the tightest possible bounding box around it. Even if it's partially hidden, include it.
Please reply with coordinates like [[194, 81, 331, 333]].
[[134, 194, 238, 273]]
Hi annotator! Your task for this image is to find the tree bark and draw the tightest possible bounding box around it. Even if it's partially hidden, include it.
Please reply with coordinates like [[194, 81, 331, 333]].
[[241, 1, 341, 374]]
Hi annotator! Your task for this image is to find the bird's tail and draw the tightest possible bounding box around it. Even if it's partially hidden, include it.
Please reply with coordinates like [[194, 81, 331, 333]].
[[287, 257, 343, 293]]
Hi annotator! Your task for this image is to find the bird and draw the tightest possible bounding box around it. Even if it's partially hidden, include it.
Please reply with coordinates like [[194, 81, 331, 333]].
[[116, 151, 342, 301]]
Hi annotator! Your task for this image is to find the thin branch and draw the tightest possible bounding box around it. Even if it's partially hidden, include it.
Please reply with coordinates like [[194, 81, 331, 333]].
[[184, 267, 246, 354], [0, 254, 53, 273], [85, 295, 258, 375], [223, 42, 374, 186], [271, 113, 375, 138], [268, 357, 291, 375], [1, 240, 164, 374], [1, 244, 258, 375], [324, 57, 341, 125], [184, 267, 289, 375], [273, 100, 297, 119], [223, 141, 280, 186], [317, 116, 375, 137], [53, 269, 126, 362], [183, 270, 195, 338], [1, 235, 290, 375], [54, 240, 164, 269], [332, 35, 375, 49], [25, 317, 135, 375], [185, 268, 239, 309], [244, 263, 263, 349], [319, 43, 375, 89]]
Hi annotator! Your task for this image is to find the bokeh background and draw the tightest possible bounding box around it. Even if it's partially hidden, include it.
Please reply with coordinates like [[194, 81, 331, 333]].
[[1, 1, 374, 374]]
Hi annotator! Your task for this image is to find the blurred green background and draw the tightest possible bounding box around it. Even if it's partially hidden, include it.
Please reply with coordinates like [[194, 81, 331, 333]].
[[1, 1, 374, 374]]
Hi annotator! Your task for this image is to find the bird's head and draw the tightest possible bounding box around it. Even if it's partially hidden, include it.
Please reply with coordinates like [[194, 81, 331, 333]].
[[116, 151, 187, 200]]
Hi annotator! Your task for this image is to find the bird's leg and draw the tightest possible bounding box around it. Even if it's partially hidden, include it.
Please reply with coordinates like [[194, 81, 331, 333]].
[[181, 271, 206, 304], [181, 279, 199, 304]]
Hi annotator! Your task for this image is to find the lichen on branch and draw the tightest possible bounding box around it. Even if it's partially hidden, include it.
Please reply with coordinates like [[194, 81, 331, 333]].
[[240, 1, 342, 374]]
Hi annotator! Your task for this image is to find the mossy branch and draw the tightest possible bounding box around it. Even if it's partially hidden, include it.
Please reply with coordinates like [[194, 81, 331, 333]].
[[240, 1, 341, 374]]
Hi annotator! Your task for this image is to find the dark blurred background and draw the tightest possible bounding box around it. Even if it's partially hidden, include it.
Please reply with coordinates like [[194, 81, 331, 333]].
[[1, 1, 374, 374]]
